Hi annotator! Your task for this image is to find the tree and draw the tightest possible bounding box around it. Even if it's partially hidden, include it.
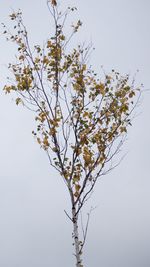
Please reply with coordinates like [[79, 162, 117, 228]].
[[2, 1, 140, 266]]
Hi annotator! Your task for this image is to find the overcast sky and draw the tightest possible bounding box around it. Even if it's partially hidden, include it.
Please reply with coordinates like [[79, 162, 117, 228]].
[[0, 1, 150, 267]]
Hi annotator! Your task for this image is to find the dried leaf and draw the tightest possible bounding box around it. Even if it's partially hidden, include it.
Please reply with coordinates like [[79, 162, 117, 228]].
[[51, 0, 57, 6]]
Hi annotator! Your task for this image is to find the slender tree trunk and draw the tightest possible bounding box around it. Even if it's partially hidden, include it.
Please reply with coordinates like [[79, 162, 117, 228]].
[[72, 206, 83, 267]]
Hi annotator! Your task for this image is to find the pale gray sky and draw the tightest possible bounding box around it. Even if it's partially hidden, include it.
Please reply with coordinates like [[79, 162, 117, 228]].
[[0, 1, 150, 267]]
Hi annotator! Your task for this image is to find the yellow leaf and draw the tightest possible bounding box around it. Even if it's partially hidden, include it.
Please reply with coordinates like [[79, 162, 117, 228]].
[[43, 136, 49, 147], [75, 184, 81, 192], [37, 137, 41, 144], [83, 147, 92, 166], [82, 64, 86, 71], [16, 97, 22, 105], [49, 127, 56, 136], [74, 191, 79, 198]]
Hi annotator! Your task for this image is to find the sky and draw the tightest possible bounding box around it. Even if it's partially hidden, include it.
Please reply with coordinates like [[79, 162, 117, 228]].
[[0, 0, 150, 266]]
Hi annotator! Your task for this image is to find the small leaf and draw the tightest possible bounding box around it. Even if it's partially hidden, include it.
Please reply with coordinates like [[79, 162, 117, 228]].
[[16, 97, 22, 105], [75, 184, 81, 192]]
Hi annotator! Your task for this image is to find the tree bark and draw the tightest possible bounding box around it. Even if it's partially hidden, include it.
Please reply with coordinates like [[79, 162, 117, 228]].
[[72, 207, 83, 267]]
